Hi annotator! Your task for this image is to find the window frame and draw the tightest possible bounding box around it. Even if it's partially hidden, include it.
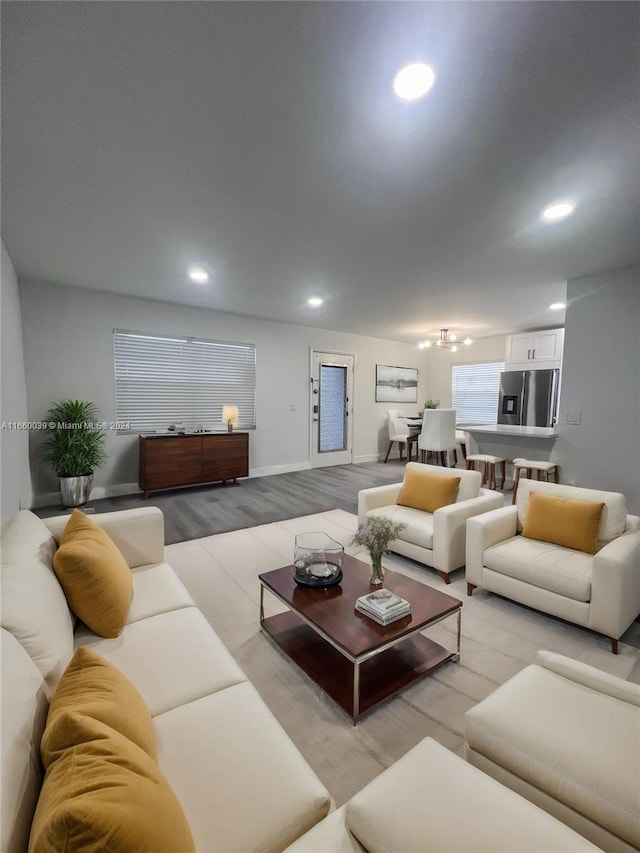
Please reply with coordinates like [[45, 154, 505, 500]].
[[113, 328, 257, 434], [451, 360, 505, 424]]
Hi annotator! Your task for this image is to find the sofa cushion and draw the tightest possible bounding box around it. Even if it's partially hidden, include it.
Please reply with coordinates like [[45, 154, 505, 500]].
[[484, 536, 593, 602], [344, 737, 598, 853], [127, 562, 195, 624], [366, 505, 433, 550], [465, 663, 640, 848], [522, 492, 605, 555], [42, 647, 156, 765], [1, 510, 74, 692], [30, 714, 195, 853], [517, 480, 627, 546], [1, 629, 49, 853], [154, 682, 331, 853], [74, 606, 248, 716], [396, 469, 460, 513], [53, 510, 133, 638]]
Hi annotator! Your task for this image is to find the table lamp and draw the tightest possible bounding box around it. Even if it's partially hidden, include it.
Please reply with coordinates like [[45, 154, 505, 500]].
[[222, 405, 239, 432]]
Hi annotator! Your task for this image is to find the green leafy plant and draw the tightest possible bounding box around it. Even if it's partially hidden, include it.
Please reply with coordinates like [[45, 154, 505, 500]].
[[41, 400, 107, 477], [424, 399, 440, 409]]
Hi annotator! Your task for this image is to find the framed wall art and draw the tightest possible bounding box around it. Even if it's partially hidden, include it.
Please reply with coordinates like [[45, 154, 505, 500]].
[[375, 364, 418, 403]]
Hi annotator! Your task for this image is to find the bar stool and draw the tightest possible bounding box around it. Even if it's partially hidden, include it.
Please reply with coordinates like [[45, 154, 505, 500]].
[[512, 458, 559, 504], [466, 453, 506, 490]]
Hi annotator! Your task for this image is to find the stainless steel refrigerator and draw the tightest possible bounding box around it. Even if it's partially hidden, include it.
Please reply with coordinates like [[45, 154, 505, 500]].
[[497, 369, 559, 427]]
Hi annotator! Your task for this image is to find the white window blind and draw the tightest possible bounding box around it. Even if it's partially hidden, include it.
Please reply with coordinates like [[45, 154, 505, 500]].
[[114, 329, 256, 432], [319, 364, 347, 452], [451, 361, 505, 423]]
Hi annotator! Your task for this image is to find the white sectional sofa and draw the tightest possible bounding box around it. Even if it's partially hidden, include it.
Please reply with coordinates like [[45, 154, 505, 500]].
[[466, 478, 640, 653], [358, 462, 503, 583], [2, 504, 624, 853], [286, 736, 599, 852], [465, 651, 640, 853], [1, 507, 332, 853]]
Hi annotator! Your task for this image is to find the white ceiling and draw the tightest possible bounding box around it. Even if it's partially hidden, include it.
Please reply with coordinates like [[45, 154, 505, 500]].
[[2, 1, 639, 344]]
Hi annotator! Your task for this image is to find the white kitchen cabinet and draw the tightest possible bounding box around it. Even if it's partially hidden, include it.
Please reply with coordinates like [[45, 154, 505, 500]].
[[504, 328, 564, 371]]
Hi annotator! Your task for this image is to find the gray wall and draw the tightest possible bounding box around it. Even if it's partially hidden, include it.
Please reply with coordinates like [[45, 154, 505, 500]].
[[554, 264, 640, 514], [20, 280, 428, 504], [1, 241, 32, 524]]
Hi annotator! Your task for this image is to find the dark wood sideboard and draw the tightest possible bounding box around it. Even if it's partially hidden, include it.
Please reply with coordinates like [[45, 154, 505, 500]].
[[138, 432, 249, 498]]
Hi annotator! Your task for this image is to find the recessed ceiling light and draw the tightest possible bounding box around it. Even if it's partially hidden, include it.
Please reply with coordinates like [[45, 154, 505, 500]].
[[541, 201, 575, 222], [307, 296, 323, 308], [549, 302, 566, 310], [188, 266, 209, 284], [393, 63, 435, 101]]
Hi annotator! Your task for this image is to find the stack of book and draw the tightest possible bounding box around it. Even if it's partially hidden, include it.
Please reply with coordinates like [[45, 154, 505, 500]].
[[355, 590, 411, 625]]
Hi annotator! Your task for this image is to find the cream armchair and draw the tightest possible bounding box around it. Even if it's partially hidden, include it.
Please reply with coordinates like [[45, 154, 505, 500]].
[[358, 462, 504, 583], [466, 478, 640, 653]]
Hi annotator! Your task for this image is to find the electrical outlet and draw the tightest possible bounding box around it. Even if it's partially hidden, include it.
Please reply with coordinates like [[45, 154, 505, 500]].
[[565, 411, 582, 425], [290, 404, 298, 412]]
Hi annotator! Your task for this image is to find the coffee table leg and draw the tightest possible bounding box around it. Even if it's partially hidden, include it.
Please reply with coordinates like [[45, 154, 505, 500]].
[[259, 584, 265, 623], [353, 661, 360, 721], [453, 609, 461, 663]]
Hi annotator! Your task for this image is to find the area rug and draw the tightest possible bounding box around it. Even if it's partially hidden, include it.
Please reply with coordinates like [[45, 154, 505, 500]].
[[166, 509, 640, 807]]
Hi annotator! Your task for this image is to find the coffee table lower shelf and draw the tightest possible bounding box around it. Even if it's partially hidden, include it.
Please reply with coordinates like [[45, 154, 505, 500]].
[[261, 610, 455, 723]]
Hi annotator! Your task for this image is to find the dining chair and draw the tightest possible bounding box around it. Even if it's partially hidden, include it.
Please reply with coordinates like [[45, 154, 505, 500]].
[[384, 410, 418, 463], [418, 408, 458, 466]]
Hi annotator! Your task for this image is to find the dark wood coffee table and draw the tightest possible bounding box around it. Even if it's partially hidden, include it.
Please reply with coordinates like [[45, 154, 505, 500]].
[[259, 554, 462, 723]]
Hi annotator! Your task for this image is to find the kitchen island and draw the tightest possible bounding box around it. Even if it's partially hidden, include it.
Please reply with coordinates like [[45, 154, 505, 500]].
[[458, 423, 558, 483]]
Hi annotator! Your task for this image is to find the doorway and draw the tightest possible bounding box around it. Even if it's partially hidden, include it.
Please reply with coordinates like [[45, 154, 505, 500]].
[[310, 350, 355, 467]]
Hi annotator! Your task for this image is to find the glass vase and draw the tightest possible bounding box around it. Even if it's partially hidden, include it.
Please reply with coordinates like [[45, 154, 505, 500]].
[[369, 556, 385, 587]]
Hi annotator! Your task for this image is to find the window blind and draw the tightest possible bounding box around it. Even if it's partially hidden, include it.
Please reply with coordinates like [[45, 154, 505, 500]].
[[451, 361, 505, 423], [319, 364, 347, 452], [113, 329, 256, 432]]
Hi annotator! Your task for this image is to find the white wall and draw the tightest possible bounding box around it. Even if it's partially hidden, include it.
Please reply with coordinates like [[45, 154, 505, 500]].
[[554, 264, 640, 514], [1, 241, 32, 523], [424, 335, 506, 408], [20, 281, 429, 504]]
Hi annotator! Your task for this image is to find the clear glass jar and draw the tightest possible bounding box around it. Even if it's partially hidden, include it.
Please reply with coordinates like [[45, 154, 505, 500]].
[[293, 532, 344, 587]]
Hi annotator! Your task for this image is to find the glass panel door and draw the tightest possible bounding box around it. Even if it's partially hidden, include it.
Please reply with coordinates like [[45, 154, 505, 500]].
[[310, 351, 354, 467]]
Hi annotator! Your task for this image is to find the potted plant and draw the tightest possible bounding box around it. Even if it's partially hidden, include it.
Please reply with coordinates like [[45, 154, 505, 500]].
[[424, 399, 440, 409], [41, 400, 107, 507]]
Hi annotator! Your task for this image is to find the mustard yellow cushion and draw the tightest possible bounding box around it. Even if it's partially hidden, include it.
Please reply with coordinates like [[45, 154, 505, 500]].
[[522, 491, 605, 555], [53, 509, 132, 638], [42, 647, 156, 766], [396, 469, 461, 513], [29, 714, 195, 853]]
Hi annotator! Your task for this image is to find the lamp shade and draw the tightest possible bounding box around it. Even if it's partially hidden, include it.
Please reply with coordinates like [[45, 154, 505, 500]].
[[222, 405, 239, 423]]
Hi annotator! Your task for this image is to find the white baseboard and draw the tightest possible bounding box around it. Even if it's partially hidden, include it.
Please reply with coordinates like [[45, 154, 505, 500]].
[[248, 462, 311, 478], [33, 461, 396, 506], [31, 482, 142, 508]]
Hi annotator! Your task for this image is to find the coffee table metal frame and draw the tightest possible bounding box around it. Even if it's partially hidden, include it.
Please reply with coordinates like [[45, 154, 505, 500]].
[[259, 560, 462, 724]]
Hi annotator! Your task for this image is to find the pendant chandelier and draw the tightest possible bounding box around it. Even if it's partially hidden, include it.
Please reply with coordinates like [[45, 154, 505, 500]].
[[418, 329, 472, 352]]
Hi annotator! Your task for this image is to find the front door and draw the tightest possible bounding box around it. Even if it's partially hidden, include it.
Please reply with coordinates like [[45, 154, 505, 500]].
[[310, 350, 354, 467]]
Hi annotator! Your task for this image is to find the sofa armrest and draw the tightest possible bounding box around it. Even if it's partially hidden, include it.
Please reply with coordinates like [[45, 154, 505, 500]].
[[589, 528, 640, 640], [536, 651, 640, 707], [465, 506, 518, 587], [357, 483, 402, 525], [43, 507, 165, 568], [432, 490, 504, 573]]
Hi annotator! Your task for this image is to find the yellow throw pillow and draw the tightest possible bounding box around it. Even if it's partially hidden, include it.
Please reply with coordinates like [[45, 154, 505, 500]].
[[29, 714, 195, 853], [42, 647, 156, 766], [53, 509, 132, 638], [396, 469, 461, 513], [522, 491, 605, 555]]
